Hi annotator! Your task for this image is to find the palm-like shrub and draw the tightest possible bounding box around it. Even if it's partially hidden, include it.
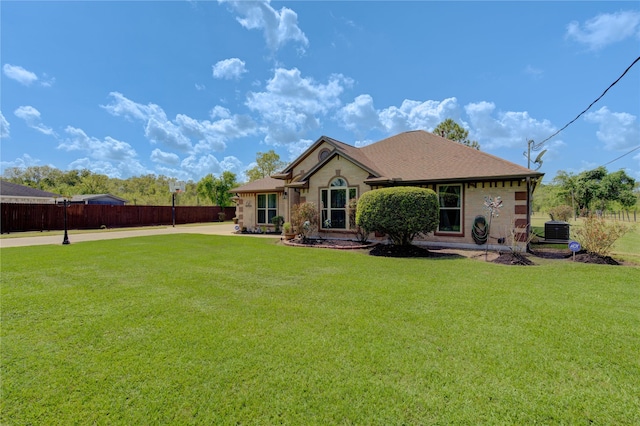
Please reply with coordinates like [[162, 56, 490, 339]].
[[356, 187, 439, 246]]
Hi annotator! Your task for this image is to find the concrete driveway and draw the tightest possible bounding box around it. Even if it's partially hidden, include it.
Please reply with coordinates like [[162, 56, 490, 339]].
[[0, 223, 279, 248]]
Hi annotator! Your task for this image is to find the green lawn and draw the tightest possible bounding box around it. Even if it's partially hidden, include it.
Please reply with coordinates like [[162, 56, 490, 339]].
[[2, 235, 639, 424]]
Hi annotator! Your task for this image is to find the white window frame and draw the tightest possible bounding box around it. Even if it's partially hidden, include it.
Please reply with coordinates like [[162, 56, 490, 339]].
[[257, 193, 277, 225], [437, 184, 463, 235], [320, 178, 357, 230]]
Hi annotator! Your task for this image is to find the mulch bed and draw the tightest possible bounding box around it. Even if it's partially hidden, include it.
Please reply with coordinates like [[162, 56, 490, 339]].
[[283, 238, 376, 250], [492, 252, 535, 266], [283, 239, 623, 265]]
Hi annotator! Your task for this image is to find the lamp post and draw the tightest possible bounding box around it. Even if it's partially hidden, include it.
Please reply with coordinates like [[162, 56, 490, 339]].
[[62, 199, 70, 245], [172, 191, 176, 227]]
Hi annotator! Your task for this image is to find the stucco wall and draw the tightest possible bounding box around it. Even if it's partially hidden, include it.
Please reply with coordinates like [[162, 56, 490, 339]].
[[235, 193, 286, 232], [314, 179, 531, 250]]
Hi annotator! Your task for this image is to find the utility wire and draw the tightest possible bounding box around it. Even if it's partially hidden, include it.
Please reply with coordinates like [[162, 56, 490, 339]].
[[537, 55, 640, 147], [600, 145, 640, 167]]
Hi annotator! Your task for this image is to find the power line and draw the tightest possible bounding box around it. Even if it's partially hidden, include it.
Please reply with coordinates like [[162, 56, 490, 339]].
[[537, 55, 640, 147], [601, 145, 640, 167]]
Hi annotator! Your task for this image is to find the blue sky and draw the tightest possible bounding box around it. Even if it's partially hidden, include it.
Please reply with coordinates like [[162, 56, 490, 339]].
[[1, 1, 639, 184]]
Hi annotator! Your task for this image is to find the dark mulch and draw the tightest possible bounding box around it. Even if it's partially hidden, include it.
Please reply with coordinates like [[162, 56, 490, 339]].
[[529, 246, 621, 265], [369, 244, 463, 259], [493, 252, 536, 266], [284, 238, 375, 250], [572, 252, 620, 265], [529, 247, 572, 259]]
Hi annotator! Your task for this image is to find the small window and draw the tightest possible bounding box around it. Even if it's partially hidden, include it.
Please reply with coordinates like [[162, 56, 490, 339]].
[[438, 185, 462, 233], [318, 148, 331, 162], [257, 193, 277, 224]]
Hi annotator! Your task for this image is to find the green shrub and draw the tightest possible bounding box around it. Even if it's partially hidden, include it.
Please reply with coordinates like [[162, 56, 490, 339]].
[[549, 205, 573, 222], [575, 214, 631, 257], [356, 186, 438, 246], [271, 215, 284, 232]]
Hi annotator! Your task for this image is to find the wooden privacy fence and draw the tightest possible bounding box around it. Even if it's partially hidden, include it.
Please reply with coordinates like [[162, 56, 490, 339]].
[[1, 204, 236, 233]]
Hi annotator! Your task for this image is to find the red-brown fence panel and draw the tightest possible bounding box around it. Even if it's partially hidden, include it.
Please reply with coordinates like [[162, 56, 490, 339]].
[[1, 204, 235, 233]]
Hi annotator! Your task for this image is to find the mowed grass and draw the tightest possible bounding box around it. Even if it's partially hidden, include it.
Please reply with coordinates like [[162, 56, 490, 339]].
[[2, 235, 639, 424]]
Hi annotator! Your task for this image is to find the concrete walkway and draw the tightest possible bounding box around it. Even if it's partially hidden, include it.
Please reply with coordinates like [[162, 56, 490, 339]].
[[0, 223, 279, 248]]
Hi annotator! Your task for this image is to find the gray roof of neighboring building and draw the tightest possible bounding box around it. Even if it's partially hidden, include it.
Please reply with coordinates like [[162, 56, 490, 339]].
[[0, 180, 61, 198]]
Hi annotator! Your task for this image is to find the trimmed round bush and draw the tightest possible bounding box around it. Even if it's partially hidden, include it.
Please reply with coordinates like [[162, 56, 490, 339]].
[[356, 186, 439, 246]]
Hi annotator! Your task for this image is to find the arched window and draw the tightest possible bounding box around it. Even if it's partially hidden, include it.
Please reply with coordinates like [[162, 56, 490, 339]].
[[321, 177, 357, 229], [318, 148, 331, 162]]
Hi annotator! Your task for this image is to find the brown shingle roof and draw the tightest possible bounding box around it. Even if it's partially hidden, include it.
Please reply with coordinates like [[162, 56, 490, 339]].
[[239, 130, 543, 192], [359, 130, 542, 183], [231, 176, 284, 193]]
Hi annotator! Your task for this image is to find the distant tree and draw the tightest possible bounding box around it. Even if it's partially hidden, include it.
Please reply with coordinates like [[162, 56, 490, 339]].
[[80, 172, 109, 194], [197, 171, 237, 207], [433, 118, 480, 150], [245, 150, 286, 182], [553, 167, 637, 213]]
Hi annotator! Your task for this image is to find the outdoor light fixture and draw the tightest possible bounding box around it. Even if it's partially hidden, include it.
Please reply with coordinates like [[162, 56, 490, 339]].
[[62, 199, 70, 245]]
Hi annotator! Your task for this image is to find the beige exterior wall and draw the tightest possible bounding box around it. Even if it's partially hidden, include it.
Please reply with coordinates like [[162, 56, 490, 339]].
[[235, 192, 286, 232], [421, 180, 529, 250], [291, 141, 335, 178]]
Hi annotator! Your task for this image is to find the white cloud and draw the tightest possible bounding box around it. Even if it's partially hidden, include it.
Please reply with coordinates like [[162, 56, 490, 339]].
[[213, 58, 247, 80], [60, 126, 138, 161], [285, 139, 313, 161], [0, 111, 9, 138], [145, 118, 193, 152], [103, 92, 256, 154], [195, 83, 206, 91], [465, 101, 557, 149], [218, 0, 308, 51], [584, 106, 640, 150], [247, 68, 350, 144], [3, 64, 38, 86], [378, 97, 461, 135], [102, 91, 163, 121], [67, 158, 124, 178], [338, 95, 466, 139], [181, 154, 223, 177], [150, 148, 181, 166], [566, 10, 640, 51], [0, 154, 41, 174], [59, 126, 148, 178], [210, 106, 231, 119], [336, 94, 381, 136], [13, 105, 55, 136]]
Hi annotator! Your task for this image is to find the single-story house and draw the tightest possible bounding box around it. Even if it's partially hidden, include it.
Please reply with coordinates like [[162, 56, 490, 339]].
[[0, 180, 61, 204], [69, 194, 128, 205], [231, 130, 544, 249]]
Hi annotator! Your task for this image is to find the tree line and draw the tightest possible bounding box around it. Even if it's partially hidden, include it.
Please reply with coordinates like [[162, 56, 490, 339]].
[[1, 150, 286, 206], [533, 166, 638, 218]]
